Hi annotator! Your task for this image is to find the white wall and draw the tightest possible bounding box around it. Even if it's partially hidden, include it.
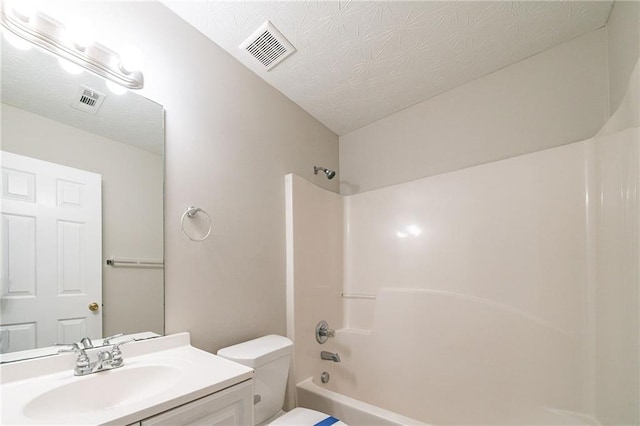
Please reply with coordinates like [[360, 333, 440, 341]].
[[42, 1, 340, 353], [1, 104, 164, 337], [339, 28, 609, 195], [607, 0, 640, 114]]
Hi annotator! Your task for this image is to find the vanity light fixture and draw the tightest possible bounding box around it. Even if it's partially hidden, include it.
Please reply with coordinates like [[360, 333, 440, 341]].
[[2, 25, 32, 50], [0, 2, 144, 89]]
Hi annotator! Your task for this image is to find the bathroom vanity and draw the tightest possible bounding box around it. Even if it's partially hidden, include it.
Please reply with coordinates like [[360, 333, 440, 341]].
[[0, 333, 254, 425]]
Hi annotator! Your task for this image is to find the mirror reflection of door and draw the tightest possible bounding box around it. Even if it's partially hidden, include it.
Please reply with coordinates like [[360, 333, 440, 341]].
[[1, 151, 102, 353], [2, 30, 165, 360]]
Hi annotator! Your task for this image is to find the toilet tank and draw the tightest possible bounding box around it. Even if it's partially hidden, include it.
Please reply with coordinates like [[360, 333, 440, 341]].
[[217, 335, 293, 425]]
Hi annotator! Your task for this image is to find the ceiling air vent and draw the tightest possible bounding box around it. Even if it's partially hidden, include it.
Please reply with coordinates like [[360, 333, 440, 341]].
[[239, 21, 296, 71], [71, 85, 106, 115]]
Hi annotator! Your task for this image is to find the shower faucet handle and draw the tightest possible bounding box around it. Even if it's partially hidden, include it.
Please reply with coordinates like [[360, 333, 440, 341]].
[[315, 320, 335, 344], [320, 327, 335, 338]]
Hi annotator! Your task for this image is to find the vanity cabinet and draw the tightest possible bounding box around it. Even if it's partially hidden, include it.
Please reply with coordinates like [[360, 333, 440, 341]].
[[139, 380, 253, 426]]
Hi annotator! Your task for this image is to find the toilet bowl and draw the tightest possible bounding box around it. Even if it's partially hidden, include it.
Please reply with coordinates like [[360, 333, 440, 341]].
[[217, 335, 347, 426]]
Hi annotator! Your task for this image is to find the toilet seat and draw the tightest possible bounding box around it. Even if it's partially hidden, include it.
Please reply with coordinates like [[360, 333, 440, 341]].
[[269, 407, 348, 426]]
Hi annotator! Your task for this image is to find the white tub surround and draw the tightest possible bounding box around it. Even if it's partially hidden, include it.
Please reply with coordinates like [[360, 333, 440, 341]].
[[285, 174, 344, 407], [286, 59, 640, 425], [1, 333, 254, 425]]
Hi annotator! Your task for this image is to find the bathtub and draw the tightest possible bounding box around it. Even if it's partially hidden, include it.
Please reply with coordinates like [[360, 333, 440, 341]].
[[297, 374, 600, 426], [296, 377, 426, 426], [297, 370, 601, 426]]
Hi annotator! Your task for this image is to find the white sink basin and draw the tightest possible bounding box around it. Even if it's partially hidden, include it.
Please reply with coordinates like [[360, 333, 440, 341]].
[[23, 365, 181, 422]]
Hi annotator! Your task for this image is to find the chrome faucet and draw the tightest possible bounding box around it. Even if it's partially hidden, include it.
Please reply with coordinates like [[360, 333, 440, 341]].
[[56, 337, 132, 376], [320, 351, 341, 363], [95, 349, 113, 371]]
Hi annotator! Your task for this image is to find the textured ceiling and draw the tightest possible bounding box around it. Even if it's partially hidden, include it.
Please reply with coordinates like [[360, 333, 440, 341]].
[[162, 0, 613, 135], [1, 37, 164, 154]]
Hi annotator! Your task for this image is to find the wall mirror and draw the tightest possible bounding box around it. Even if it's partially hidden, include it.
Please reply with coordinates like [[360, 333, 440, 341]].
[[0, 32, 164, 362]]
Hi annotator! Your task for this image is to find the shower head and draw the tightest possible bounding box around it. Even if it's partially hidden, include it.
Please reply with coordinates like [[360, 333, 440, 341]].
[[314, 166, 336, 180]]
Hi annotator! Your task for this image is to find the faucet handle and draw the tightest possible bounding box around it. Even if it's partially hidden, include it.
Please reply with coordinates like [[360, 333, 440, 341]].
[[55, 342, 87, 358], [320, 328, 335, 338], [54, 343, 91, 372], [113, 339, 134, 350], [80, 337, 94, 349], [102, 333, 124, 345], [54, 342, 82, 353], [111, 339, 134, 367], [315, 320, 336, 344]]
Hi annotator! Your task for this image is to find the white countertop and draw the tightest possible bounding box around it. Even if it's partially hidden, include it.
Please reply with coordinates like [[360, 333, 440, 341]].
[[1, 333, 254, 425]]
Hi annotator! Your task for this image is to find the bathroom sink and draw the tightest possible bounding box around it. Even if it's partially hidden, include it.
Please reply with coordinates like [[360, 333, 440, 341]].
[[23, 365, 181, 422], [1, 332, 254, 425]]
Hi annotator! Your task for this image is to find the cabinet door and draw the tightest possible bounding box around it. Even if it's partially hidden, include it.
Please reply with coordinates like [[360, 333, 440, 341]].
[[141, 380, 253, 426]]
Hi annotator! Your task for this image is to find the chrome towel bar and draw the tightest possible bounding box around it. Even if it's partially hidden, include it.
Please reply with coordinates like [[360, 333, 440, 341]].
[[106, 258, 164, 268]]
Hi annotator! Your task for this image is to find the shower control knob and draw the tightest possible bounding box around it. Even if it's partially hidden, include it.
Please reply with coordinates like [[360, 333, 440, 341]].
[[315, 320, 335, 344], [321, 328, 335, 338]]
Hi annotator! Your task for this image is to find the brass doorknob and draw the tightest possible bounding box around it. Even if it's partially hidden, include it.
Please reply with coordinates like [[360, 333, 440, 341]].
[[88, 302, 100, 312]]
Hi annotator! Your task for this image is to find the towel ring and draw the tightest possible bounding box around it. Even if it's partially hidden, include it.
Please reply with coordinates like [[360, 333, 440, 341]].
[[181, 206, 212, 242]]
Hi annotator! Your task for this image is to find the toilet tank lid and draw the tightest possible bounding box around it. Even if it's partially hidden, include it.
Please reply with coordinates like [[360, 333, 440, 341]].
[[217, 335, 293, 368]]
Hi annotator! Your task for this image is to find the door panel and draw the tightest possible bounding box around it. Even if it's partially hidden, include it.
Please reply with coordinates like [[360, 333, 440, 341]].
[[2, 213, 36, 296]]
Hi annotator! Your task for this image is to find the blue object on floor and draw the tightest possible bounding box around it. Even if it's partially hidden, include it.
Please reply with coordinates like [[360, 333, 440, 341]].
[[314, 416, 340, 426]]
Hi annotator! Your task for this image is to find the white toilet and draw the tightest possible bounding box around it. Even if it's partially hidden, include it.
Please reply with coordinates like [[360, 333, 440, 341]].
[[217, 335, 347, 426]]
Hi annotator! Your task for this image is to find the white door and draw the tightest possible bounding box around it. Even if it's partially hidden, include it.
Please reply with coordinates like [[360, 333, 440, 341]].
[[0, 151, 102, 353]]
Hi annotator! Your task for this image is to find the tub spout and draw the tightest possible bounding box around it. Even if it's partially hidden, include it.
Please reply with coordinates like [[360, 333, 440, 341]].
[[321, 351, 341, 362]]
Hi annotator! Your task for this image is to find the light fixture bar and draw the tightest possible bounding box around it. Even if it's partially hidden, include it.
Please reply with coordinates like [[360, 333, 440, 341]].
[[0, 4, 144, 89]]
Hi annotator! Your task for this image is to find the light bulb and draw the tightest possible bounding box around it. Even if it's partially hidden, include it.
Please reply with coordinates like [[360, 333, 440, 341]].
[[64, 19, 94, 50], [119, 45, 143, 73]]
